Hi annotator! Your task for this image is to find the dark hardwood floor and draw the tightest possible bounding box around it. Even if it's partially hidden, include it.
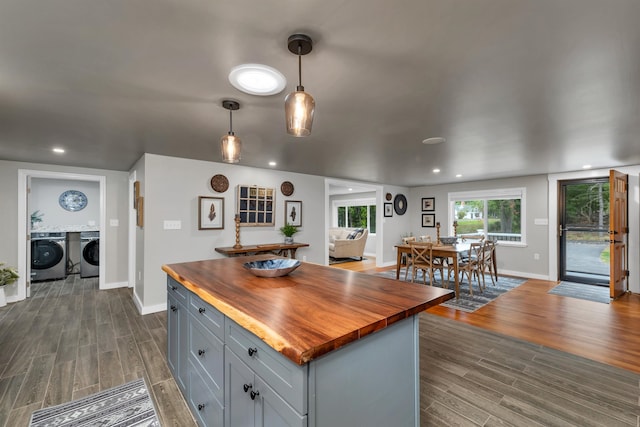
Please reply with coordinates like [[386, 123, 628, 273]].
[[332, 257, 640, 375]]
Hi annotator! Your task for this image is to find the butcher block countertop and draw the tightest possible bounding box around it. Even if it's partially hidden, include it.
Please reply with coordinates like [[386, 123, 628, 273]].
[[162, 254, 454, 365]]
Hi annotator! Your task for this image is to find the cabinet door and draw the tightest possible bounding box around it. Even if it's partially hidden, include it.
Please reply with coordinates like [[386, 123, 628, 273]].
[[177, 300, 189, 393], [189, 360, 224, 427], [225, 348, 255, 427], [255, 377, 307, 427], [167, 293, 179, 377]]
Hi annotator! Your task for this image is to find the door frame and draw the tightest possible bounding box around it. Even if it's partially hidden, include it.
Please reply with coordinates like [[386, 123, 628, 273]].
[[15, 169, 106, 303]]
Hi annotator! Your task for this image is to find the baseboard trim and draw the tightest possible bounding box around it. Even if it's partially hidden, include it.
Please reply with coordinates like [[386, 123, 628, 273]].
[[100, 281, 129, 290], [132, 290, 167, 315], [497, 269, 550, 281]]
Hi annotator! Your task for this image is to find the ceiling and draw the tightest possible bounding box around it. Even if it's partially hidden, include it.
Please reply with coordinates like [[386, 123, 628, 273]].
[[1, 0, 639, 187]]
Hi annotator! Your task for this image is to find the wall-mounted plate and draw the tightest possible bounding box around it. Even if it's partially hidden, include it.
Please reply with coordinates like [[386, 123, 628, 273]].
[[211, 174, 229, 193], [59, 190, 88, 211], [393, 194, 407, 215], [281, 181, 294, 196]]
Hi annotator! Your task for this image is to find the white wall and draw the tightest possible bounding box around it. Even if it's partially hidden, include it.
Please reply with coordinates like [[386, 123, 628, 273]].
[[131, 154, 327, 310], [31, 178, 100, 228], [410, 175, 550, 279]]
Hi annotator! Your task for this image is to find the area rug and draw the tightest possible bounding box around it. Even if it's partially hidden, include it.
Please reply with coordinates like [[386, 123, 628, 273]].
[[329, 256, 366, 265], [377, 270, 527, 312], [29, 378, 160, 427], [549, 281, 611, 304]]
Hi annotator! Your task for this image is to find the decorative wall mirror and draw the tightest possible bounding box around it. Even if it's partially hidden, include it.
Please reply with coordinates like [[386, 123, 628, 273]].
[[236, 185, 275, 226]]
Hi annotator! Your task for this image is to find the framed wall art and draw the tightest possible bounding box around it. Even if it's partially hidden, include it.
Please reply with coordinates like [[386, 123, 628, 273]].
[[284, 200, 302, 227], [422, 213, 435, 228], [422, 197, 435, 211], [199, 196, 224, 230], [236, 185, 275, 226], [384, 203, 393, 217], [136, 196, 144, 227]]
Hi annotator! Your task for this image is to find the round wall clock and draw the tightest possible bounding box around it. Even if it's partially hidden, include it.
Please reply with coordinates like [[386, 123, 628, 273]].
[[281, 181, 294, 196], [59, 190, 88, 212], [393, 194, 407, 215], [210, 174, 229, 193]]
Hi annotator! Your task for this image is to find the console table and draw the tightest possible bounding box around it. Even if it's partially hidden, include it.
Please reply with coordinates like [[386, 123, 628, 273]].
[[215, 242, 309, 259]]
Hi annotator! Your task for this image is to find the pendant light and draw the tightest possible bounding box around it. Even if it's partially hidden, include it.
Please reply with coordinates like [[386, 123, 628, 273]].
[[285, 34, 315, 137], [220, 100, 241, 163]]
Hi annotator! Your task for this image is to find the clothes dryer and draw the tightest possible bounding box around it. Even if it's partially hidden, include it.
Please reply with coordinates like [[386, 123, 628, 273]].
[[80, 231, 99, 278], [31, 232, 67, 281]]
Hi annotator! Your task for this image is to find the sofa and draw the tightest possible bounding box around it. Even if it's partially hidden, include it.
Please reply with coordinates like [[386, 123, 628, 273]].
[[328, 227, 369, 260]]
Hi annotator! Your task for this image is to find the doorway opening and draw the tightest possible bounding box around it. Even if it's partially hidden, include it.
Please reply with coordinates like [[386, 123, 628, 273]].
[[558, 178, 609, 286]]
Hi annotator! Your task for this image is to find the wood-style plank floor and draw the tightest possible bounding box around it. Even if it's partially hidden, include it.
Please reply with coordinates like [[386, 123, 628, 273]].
[[333, 257, 640, 375], [0, 276, 196, 427]]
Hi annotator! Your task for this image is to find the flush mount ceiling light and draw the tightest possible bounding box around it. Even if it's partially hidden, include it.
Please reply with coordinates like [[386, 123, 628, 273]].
[[229, 64, 286, 96], [220, 100, 242, 164], [285, 34, 315, 137], [52, 147, 65, 154], [422, 137, 446, 145]]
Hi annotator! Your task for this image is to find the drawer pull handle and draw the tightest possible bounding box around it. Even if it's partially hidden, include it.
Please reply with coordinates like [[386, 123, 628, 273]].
[[250, 390, 260, 400], [198, 307, 205, 314], [197, 403, 205, 411], [243, 383, 252, 392], [171, 286, 177, 291], [198, 349, 205, 356], [248, 347, 258, 357], [170, 305, 177, 312]]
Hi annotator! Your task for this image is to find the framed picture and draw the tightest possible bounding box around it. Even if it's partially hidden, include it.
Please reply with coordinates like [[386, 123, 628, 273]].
[[422, 213, 435, 228], [199, 196, 224, 230], [136, 196, 144, 228], [133, 181, 140, 208], [236, 185, 275, 226], [284, 200, 302, 227], [384, 203, 393, 217], [422, 197, 435, 211]]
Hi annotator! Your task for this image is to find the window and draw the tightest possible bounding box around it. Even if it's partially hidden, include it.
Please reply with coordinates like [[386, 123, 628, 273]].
[[448, 188, 525, 246], [334, 199, 376, 234]]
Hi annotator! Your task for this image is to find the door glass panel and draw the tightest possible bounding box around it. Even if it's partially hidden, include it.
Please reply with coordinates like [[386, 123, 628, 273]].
[[560, 180, 610, 285]]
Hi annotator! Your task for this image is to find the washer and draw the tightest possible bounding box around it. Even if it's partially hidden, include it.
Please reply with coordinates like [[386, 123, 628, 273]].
[[80, 231, 100, 278], [31, 232, 67, 282]]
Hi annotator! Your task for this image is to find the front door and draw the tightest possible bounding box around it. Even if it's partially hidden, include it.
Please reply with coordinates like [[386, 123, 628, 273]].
[[609, 170, 628, 299], [559, 178, 610, 285]]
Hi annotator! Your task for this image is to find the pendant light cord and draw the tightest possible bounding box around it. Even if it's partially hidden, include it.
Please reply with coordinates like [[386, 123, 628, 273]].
[[229, 108, 234, 135], [298, 44, 303, 89]]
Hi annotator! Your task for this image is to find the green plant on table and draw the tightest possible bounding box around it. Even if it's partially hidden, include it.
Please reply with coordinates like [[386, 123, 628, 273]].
[[0, 263, 19, 286], [279, 223, 299, 237]]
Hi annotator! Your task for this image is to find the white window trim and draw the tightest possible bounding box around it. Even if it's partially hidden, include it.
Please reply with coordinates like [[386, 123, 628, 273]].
[[332, 198, 377, 235], [448, 187, 526, 247]]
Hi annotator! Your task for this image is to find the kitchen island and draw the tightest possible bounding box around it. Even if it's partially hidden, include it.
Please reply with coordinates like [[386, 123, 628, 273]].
[[162, 255, 454, 426]]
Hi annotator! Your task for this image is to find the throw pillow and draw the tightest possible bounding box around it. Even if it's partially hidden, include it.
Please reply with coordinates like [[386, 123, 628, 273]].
[[346, 230, 359, 239]]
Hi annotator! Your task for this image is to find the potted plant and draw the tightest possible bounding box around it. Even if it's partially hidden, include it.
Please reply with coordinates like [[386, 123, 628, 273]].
[[279, 223, 299, 244], [0, 263, 19, 307]]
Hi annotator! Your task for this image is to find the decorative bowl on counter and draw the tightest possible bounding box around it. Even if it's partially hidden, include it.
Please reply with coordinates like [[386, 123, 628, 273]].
[[243, 259, 301, 278], [439, 236, 458, 245]]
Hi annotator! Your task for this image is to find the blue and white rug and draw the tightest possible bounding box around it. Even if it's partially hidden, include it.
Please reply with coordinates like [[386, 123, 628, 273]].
[[548, 281, 611, 304], [30, 378, 160, 427], [377, 270, 527, 312]]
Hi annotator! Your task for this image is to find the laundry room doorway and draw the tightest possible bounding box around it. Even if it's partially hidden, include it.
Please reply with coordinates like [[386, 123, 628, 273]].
[[17, 169, 106, 300]]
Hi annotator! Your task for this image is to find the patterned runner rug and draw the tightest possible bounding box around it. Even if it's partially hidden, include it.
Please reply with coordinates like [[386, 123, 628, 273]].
[[29, 378, 160, 427], [377, 269, 527, 312], [549, 281, 611, 304]]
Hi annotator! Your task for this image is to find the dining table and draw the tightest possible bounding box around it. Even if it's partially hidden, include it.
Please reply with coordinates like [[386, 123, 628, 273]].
[[395, 240, 496, 299]]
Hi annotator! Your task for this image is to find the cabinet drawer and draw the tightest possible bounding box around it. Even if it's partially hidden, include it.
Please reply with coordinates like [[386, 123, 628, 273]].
[[167, 277, 189, 304], [189, 360, 224, 427], [190, 293, 225, 341], [189, 316, 224, 403], [226, 320, 307, 414]]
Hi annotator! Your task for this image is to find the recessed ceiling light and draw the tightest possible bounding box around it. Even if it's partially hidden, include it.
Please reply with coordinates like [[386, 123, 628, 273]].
[[348, 188, 353, 191], [268, 161, 277, 167], [229, 64, 287, 96], [433, 169, 440, 173], [52, 148, 65, 154], [456, 174, 462, 178], [582, 164, 592, 169], [422, 137, 446, 145]]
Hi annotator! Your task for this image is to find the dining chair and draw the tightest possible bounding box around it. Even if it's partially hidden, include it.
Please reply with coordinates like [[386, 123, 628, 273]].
[[451, 242, 484, 295], [401, 236, 417, 280], [409, 242, 445, 286], [481, 240, 497, 286]]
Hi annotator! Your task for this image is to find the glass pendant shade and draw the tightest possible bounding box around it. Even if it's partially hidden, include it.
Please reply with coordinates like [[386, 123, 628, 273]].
[[285, 89, 315, 137], [221, 133, 241, 163]]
